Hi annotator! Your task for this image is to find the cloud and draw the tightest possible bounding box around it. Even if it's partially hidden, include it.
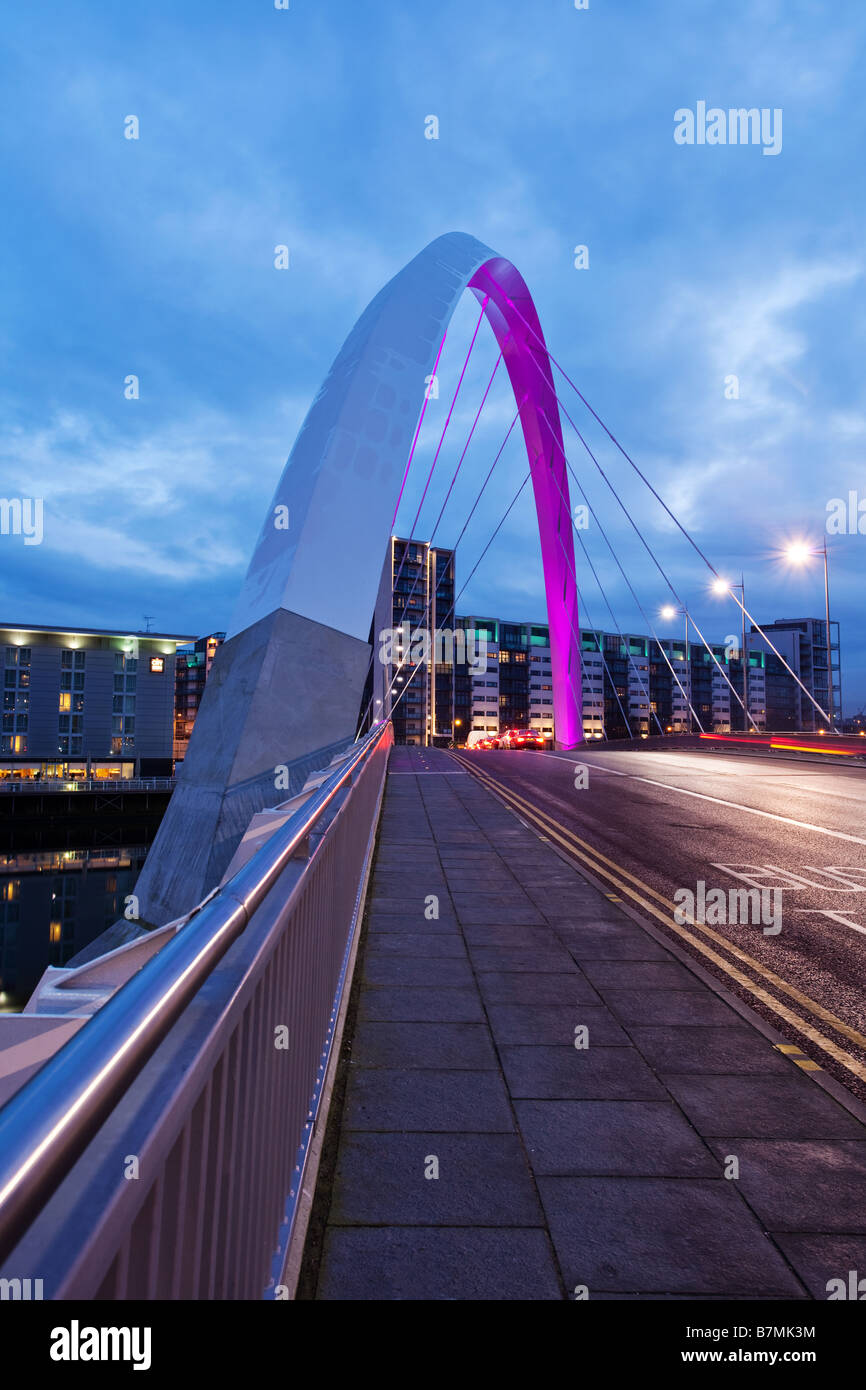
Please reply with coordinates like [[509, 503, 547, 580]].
[[0, 406, 288, 580]]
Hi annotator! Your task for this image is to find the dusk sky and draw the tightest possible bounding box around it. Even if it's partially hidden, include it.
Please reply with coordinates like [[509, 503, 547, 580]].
[[2, 0, 865, 709]]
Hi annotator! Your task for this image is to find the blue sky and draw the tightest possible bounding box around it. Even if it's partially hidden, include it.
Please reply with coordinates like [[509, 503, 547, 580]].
[[2, 0, 865, 710]]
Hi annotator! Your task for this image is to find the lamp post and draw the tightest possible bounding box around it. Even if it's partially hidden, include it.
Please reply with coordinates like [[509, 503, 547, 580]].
[[712, 575, 749, 730], [784, 540, 835, 728], [660, 603, 691, 732]]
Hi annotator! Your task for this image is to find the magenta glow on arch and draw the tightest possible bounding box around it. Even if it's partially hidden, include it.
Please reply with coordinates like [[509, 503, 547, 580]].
[[468, 258, 582, 748]]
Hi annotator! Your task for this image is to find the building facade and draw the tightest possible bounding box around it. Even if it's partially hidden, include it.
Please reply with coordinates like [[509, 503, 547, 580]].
[[0, 624, 194, 779], [751, 617, 841, 730], [450, 618, 825, 745], [454, 617, 554, 742], [367, 538, 457, 746], [173, 632, 225, 761]]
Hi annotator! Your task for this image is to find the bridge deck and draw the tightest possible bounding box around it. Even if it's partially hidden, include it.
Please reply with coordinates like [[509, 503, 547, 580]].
[[302, 748, 866, 1300]]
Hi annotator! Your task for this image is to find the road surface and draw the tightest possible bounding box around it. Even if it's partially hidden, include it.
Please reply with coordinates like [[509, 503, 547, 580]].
[[453, 746, 866, 1101]]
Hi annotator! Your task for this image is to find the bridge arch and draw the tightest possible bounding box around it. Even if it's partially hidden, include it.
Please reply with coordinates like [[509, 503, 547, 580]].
[[230, 231, 582, 748]]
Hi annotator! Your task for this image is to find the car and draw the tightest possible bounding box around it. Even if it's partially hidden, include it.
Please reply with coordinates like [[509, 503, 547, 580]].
[[465, 729, 496, 749], [499, 728, 550, 750]]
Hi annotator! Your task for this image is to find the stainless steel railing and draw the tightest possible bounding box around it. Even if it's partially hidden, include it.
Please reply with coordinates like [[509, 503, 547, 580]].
[[0, 720, 393, 1295], [0, 778, 175, 792]]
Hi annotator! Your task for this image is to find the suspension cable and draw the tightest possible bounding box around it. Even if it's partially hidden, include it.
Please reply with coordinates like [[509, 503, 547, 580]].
[[543, 448, 665, 737], [473, 264, 831, 729], [538, 417, 704, 732], [358, 399, 523, 733]]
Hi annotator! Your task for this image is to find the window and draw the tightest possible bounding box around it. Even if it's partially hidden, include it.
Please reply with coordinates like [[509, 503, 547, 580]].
[[59, 692, 71, 711]]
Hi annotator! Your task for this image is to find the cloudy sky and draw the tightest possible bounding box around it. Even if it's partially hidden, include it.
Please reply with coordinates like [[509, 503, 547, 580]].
[[2, 0, 865, 709]]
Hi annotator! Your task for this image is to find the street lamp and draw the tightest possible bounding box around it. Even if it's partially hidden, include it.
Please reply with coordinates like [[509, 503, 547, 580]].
[[660, 603, 689, 659], [712, 574, 749, 728], [659, 603, 691, 731], [784, 539, 835, 727]]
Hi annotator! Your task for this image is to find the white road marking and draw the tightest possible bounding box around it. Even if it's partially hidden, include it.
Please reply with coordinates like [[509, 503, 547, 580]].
[[539, 754, 866, 848], [794, 908, 866, 937]]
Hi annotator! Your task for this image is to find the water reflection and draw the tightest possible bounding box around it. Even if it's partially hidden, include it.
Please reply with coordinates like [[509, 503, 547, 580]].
[[0, 847, 150, 1012]]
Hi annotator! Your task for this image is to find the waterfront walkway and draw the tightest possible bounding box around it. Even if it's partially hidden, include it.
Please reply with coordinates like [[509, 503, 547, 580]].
[[304, 748, 866, 1300]]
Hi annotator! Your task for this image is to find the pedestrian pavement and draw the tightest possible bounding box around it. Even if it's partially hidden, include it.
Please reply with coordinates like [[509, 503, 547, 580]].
[[310, 747, 866, 1299]]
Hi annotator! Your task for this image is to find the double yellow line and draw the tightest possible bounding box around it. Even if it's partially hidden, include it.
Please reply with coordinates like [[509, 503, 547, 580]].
[[451, 752, 866, 1086]]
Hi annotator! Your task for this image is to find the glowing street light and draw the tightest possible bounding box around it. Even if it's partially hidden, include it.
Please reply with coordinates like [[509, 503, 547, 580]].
[[785, 541, 813, 566], [659, 602, 692, 731], [711, 573, 749, 725], [783, 538, 835, 727]]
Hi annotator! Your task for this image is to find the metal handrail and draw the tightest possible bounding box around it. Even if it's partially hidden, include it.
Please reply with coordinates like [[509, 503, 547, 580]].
[[0, 721, 392, 1264], [0, 778, 176, 793]]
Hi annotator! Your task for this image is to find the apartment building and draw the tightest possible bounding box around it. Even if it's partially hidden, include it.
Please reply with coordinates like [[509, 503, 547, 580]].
[[0, 623, 194, 779]]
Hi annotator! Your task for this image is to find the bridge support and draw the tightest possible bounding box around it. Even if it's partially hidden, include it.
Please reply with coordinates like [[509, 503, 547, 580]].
[[132, 610, 369, 924]]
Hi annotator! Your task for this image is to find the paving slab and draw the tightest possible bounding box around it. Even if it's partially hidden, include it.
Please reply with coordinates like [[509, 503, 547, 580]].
[[317, 1227, 562, 1301], [628, 1025, 793, 1076], [329, 1132, 544, 1226], [516, 1099, 720, 1176], [500, 1044, 668, 1100], [485, 1002, 627, 1046], [537, 1176, 806, 1297], [350, 1020, 499, 1070], [366, 934, 468, 959], [342, 1068, 514, 1132], [707, 1139, 866, 1231]]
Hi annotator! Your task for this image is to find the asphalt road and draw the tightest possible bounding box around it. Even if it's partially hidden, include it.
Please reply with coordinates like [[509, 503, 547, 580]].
[[454, 745, 866, 1101]]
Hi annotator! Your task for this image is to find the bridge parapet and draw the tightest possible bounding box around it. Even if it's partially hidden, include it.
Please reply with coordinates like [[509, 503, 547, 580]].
[[0, 722, 393, 1298]]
